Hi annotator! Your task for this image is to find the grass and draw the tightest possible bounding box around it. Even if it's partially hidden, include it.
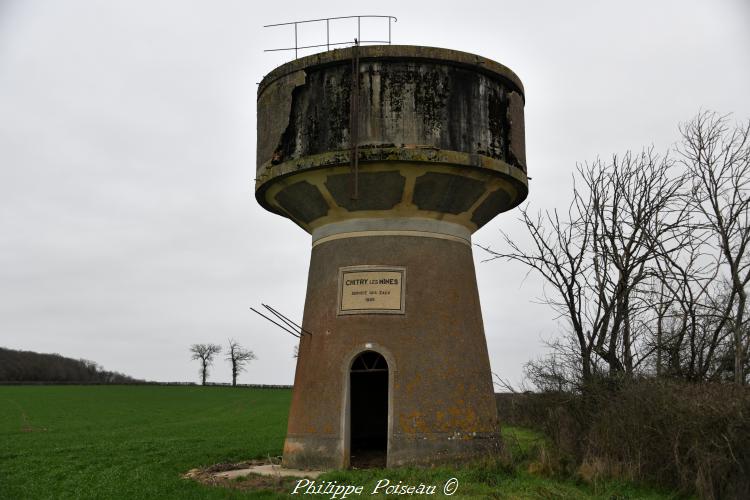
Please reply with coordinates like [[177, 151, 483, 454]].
[[0, 386, 684, 499], [318, 427, 682, 499], [0, 385, 288, 499]]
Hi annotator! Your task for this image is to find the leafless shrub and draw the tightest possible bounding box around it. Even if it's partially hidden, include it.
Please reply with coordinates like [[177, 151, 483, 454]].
[[497, 380, 750, 499]]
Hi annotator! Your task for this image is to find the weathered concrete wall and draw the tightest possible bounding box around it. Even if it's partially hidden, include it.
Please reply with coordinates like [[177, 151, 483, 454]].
[[262, 162, 525, 235], [259, 60, 525, 170], [255, 46, 528, 235], [257, 45, 525, 170], [283, 235, 501, 469]]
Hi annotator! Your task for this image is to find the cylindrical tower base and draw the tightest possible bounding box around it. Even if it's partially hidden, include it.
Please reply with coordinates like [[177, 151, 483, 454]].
[[283, 233, 501, 470]]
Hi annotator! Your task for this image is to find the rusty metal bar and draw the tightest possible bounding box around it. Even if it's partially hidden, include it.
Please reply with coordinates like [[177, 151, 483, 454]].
[[263, 304, 312, 337], [350, 39, 360, 200], [250, 307, 300, 338], [264, 40, 390, 52], [264, 15, 397, 27]]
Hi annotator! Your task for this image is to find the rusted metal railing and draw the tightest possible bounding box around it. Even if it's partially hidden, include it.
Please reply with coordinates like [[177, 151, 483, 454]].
[[264, 15, 397, 59]]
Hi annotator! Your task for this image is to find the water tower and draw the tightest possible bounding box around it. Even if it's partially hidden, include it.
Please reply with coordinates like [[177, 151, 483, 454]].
[[256, 44, 527, 469]]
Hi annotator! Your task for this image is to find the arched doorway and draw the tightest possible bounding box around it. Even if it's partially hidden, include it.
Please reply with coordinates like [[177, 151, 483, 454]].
[[349, 350, 388, 468]]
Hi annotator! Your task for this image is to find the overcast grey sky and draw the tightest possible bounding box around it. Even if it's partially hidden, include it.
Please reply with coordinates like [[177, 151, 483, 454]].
[[1, 0, 749, 385]]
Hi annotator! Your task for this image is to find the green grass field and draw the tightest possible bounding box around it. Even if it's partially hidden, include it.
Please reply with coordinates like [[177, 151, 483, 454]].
[[0, 386, 682, 499]]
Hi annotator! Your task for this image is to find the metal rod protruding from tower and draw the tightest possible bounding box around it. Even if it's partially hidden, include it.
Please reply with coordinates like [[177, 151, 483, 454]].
[[249, 304, 312, 338]]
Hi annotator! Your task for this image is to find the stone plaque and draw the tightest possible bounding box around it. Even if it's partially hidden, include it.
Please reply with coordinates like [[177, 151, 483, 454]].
[[338, 266, 406, 315]]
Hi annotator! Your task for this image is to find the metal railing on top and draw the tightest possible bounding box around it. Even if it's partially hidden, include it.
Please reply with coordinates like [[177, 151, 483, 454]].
[[264, 15, 397, 59]]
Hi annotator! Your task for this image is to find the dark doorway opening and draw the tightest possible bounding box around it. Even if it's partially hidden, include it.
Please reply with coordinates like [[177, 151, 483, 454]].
[[349, 350, 388, 468]]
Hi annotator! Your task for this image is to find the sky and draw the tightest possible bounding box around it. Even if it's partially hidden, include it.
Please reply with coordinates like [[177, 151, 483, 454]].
[[1, 0, 749, 386]]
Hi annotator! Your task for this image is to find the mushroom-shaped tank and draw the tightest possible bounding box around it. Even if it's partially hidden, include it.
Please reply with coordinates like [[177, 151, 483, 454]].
[[256, 45, 527, 244]]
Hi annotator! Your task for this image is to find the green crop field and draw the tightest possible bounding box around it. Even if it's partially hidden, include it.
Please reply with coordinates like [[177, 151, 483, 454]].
[[0, 386, 681, 499], [0, 385, 289, 499]]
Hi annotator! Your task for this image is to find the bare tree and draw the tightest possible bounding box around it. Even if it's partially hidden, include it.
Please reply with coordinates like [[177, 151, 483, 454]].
[[481, 196, 597, 385], [648, 220, 737, 381], [582, 150, 684, 376], [481, 112, 749, 389], [190, 343, 221, 385], [679, 111, 750, 384], [226, 339, 256, 386], [481, 149, 684, 386]]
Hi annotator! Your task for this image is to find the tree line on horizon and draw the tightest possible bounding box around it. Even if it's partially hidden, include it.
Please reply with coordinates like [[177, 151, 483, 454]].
[[0, 347, 141, 383], [0, 343, 262, 386]]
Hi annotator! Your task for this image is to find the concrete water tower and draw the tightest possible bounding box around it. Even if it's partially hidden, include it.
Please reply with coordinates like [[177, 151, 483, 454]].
[[256, 45, 527, 469]]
